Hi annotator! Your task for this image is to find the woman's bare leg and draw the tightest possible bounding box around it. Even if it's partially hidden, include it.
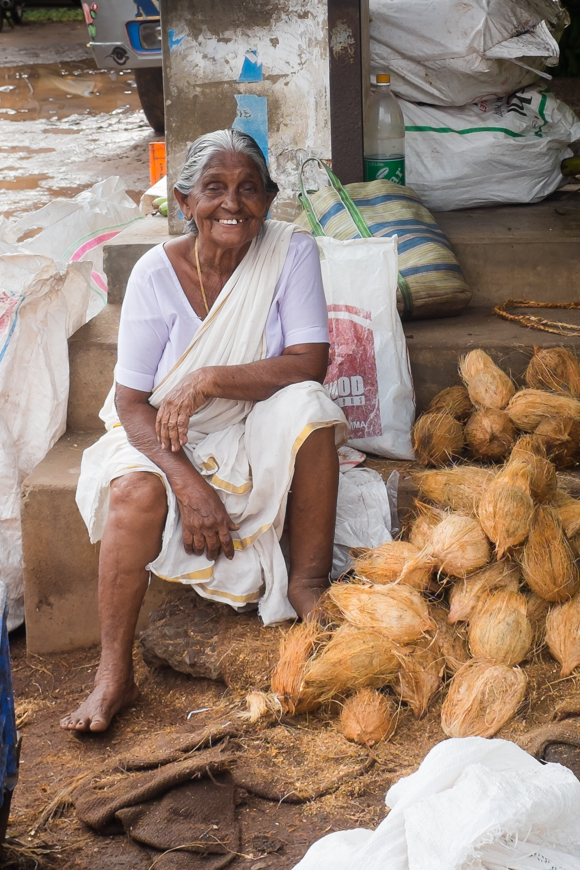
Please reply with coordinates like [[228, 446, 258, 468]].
[[287, 426, 339, 618], [60, 472, 167, 732]]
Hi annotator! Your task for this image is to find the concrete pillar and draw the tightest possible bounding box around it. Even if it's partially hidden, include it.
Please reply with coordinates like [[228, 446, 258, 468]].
[[160, 0, 368, 232]]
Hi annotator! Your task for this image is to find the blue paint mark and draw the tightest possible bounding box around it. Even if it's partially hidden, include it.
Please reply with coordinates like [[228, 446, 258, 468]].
[[168, 29, 185, 50], [238, 50, 263, 83], [233, 94, 268, 163]]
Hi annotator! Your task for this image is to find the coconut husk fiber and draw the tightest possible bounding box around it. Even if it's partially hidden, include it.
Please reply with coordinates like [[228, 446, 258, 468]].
[[521, 505, 580, 602], [448, 561, 521, 624], [412, 411, 464, 467], [339, 689, 398, 746], [525, 346, 580, 398], [535, 416, 580, 468], [526, 591, 550, 650], [408, 503, 447, 551], [412, 466, 495, 516], [426, 385, 473, 422], [353, 541, 436, 592], [270, 619, 326, 715], [428, 513, 490, 577], [429, 603, 470, 675], [327, 583, 435, 643], [552, 490, 580, 539], [546, 593, 580, 677], [300, 622, 401, 704], [468, 589, 532, 666], [464, 409, 516, 461], [392, 636, 445, 720], [459, 349, 515, 410], [441, 661, 527, 738], [478, 478, 534, 558], [507, 389, 580, 432]]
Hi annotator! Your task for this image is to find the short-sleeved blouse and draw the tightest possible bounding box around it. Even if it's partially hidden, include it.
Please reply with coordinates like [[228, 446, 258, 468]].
[[115, 232, 329, 392]]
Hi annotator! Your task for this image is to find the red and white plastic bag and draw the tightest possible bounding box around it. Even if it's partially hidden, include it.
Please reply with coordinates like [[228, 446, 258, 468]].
[[317, 235, 415, 459]]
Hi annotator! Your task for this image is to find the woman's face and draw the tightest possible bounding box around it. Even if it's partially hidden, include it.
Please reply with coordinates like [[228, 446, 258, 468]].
[[174, 151, 276, 251]]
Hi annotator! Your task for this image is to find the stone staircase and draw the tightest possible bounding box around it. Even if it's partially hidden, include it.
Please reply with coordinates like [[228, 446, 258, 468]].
[[21, 198, 580, 653]]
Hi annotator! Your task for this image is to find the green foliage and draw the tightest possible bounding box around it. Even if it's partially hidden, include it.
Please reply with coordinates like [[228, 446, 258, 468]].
[[553, 0, 580, 77], [22, 8, 84, 21]]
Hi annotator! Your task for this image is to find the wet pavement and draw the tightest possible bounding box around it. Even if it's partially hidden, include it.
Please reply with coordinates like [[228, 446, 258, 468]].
[[0, 21, 159, 219]]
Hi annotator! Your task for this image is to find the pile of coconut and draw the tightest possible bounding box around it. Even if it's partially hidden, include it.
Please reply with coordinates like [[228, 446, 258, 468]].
[[246, 347, 580, 748]]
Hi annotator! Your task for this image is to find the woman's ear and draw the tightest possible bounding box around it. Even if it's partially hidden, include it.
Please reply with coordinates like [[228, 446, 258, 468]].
[[264, 190, 277, 216], [174, 188, 192, 219]]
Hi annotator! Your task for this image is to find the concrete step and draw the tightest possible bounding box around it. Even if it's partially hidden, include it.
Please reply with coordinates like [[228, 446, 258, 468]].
[[67, 303, 120, 432], [21, 431, 174, 654]]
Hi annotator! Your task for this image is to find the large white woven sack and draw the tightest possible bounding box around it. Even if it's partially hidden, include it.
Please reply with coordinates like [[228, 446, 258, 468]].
[[317, 235, 415, 460], [370, 0, 568, 106]]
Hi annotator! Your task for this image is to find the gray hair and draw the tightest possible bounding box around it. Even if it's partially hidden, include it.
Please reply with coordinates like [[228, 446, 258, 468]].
[[174, 129, 279, 234]]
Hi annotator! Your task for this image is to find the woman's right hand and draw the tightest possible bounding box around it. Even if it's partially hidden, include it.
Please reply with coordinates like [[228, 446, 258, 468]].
[[174, 475, 240, 562]]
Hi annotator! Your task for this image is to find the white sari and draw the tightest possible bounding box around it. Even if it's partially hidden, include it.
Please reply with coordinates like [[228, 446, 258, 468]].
[[76, 220, 348, 624]]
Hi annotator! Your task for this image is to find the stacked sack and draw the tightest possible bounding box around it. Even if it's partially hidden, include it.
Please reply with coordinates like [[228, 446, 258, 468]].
[[369, 0, 580, 210], [246, 347, 580, 748]]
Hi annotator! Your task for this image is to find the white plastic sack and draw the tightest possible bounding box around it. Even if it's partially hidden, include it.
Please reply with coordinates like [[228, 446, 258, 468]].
[[332, 467, 393, 578], [0, 177, 141, 320], [318, 235, 415, 459], [370, 0, 568, 106], [402, 85, 580, 211], [0, 255, 92, 630], [294, 737, 580, 870]]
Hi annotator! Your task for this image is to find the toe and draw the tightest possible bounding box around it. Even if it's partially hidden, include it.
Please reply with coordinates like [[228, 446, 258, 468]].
[[89, 716, 109, 733]]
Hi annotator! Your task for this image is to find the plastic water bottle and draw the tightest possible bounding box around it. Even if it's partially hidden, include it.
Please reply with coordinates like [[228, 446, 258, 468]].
[[364, 74, 405, 185]]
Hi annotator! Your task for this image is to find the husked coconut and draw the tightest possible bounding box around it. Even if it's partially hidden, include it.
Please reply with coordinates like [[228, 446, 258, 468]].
[[572, 533, 580, 557], [552, 490, 580, 539], [270, 619, 325, 715], [412, 466, 495, 517], [459, 349, 515, 410], [430, 603, 470, 675], [526, 346, 580, 398], [328, 583, 435, 643], [521, 505, 580, 602], [427, 385, 473, 422], [510, 433, 547, 461], [468, 589, 532, 666], [339, 689, 398, 746], [512, 455, 557, 503], [408, 503, 447, 551], [301, 623, 401, 705], [428, 514, 491, 577], [478, 479, 534, 558], [448, 561, 521, 624], [412, 412, 464, 467], [535, 417, 580, 469], [546, 594, 580, 676], [353, 541, 436, 592], [464, 409, 516, 461], [392, 636, 444, 720], [507, 389, 580, 432], [441, 661, 527, 738]]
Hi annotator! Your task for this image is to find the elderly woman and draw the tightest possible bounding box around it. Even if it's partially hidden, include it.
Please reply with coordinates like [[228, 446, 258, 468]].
[[61, 129, 348, 732]]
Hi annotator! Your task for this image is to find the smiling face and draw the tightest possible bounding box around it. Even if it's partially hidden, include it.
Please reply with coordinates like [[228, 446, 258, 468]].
[[174, 151, 276, 252]]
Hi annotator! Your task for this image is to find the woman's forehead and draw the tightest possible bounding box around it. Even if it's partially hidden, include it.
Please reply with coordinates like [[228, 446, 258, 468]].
[[199, 151, 262, 181]]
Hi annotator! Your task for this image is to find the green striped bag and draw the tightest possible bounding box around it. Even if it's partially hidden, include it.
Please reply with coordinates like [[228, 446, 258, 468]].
[[295, 159, 471, 321]]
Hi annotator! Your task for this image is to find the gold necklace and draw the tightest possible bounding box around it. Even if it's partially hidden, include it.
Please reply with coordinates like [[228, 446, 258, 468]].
[[194, 236, 210, 315]]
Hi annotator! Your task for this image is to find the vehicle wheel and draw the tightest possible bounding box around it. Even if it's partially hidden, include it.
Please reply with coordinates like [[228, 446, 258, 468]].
[[11, 4, 23, 24], [134, 66, 165, 134]]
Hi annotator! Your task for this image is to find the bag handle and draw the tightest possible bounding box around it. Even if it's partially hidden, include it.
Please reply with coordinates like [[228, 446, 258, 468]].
[[298, 158, 414, 319]]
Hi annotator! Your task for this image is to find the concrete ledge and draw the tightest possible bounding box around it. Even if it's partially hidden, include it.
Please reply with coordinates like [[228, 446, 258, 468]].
[[67, 304, 120, 432], [104, 216, 170, 304], [404, 310, 580, 413], [434, 200, 580, 309], [22, 432, 175, 654]]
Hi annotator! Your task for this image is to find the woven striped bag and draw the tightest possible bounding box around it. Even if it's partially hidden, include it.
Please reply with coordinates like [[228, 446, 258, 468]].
[[294, 160, 471, 321]]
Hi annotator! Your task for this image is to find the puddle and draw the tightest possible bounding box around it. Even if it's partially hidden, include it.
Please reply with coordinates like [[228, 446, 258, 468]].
[[0, 60, 141, 122]]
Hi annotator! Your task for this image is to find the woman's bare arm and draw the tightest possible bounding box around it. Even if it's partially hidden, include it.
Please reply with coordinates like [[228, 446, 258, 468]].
[[156, 342, 328, 452]]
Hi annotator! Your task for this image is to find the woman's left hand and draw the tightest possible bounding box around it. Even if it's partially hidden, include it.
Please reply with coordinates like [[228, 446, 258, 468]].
[[156, 369, 214, 451]]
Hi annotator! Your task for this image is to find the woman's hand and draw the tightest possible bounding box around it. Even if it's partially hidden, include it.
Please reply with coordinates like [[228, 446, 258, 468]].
[[156, 369, 215, 452], [175, 475, 239, 561]]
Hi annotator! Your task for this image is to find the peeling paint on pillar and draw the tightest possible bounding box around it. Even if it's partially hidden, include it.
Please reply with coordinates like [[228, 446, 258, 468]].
[[160, 0, 332, 232]]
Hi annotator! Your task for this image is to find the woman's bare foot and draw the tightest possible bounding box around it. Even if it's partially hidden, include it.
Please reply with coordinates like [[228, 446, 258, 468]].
[[60, 673, 140, 733], [288, 575, 329, 620]]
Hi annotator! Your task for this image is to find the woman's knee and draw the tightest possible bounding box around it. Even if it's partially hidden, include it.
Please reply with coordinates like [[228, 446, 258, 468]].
[[109, 472, 167, 522]]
